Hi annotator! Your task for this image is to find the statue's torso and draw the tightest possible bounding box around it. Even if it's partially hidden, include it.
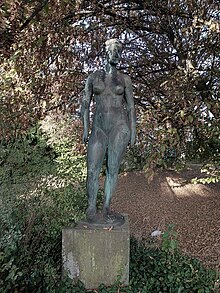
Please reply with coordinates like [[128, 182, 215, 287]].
[[91, 70, 129, 133]]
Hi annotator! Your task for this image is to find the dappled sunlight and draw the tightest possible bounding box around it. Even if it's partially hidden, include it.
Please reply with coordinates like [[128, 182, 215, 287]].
[[165, 176, 213, 198], [113, 169, 220, 272], [10, 175, 68, 201]]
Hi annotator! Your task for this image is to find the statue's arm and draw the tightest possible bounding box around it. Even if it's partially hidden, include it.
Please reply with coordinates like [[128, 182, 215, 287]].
[[124, 75, 136, 146], [81, 74, 93, 144]]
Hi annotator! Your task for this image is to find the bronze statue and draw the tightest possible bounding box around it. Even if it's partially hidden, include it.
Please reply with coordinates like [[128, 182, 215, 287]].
[[81, 39, 136, 225]]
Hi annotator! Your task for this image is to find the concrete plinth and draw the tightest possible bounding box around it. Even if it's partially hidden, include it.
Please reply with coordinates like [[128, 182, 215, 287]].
[[62, 214, 130, 289]]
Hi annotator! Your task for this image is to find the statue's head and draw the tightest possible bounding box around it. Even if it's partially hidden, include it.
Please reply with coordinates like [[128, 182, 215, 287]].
[[105, 39, 122, 65]]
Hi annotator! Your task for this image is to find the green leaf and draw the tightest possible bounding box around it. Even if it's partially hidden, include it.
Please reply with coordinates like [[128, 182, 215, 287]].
[[44, 3, 49, 14], [188, 115, 193, 123]]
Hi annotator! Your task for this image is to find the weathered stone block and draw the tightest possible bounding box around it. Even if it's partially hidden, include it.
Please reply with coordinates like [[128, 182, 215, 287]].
[[62, 214, 130, 289]]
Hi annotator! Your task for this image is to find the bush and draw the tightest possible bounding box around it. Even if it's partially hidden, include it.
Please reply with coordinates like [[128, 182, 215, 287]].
[[128, 227, 217, 293], [0, 120, 87, 292]]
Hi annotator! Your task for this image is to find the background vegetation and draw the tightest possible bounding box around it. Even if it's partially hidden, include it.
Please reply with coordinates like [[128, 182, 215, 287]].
[[1, 0, 219, 169], [0, 0, 219, 291]]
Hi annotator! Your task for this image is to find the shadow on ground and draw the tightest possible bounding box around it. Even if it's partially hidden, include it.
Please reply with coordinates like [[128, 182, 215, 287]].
[[111, 165, 220, 271]]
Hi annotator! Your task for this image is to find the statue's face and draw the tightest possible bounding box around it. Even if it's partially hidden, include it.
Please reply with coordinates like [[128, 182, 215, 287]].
[[106, 43, 122, 65]]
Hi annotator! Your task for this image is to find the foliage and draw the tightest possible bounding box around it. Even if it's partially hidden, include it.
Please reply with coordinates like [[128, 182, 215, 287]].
[[192, 163, 220, 184], [39, 112, 86, 182], [127, 237, 217, 293], [0, 125, 87, 292], [120, 144, 148, 172], [161, 224, 179, 254], [1, 0, 219, 169]]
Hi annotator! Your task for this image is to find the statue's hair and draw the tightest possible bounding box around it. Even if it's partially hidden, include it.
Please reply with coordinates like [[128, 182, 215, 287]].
[[105, 39, 122, 50]]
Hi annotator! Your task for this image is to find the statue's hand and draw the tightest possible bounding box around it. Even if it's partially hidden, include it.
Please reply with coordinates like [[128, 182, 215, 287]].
[[82, 129, 89, 144]]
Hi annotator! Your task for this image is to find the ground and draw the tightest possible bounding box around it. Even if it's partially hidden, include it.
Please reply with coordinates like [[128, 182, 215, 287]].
[[110, 165, 220, 272]]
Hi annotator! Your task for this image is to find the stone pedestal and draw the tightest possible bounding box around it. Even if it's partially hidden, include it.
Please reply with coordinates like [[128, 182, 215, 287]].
[[62, 214, 130, 289]]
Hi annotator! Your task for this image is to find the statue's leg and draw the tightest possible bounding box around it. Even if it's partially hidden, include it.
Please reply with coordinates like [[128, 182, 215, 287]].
[[103, 123, 130, 215], [87, 127, 107, 219]]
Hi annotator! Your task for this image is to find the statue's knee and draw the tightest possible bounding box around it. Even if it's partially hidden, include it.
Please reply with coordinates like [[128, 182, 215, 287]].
[[87, 169, 98, 181], [108, 164, 119, 177]]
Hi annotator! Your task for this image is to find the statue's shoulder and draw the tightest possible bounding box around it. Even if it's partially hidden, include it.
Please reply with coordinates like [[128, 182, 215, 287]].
[[94, 69, 105, 74], [86, 70, 105, 81], [94, 69, 106, 79], [120, 72, 132, 84]]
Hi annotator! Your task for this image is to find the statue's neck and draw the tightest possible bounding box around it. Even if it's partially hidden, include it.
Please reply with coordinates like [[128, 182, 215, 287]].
[[105, 63, 117, 75]]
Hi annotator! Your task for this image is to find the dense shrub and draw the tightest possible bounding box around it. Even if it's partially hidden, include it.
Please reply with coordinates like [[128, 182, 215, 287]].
[[128, 236, 217, 293], [0, 121, 87, 292]]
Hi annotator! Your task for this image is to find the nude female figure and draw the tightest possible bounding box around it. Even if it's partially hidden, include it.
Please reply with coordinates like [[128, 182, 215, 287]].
[[81, 39, 136, 223]]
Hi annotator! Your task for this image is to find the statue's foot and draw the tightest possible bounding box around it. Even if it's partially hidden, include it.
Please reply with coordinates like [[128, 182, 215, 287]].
[[85, 206, 124, 226], [102, 206, 110, 217], [103, 211, 125, 226], [86, 206, 97, 221], [102, 206, 124, 225]]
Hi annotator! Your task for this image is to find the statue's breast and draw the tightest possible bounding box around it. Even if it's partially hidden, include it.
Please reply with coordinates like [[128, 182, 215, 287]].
[[113, 85, 124, 95], [92, 72, 125, 96], [93, 81, 105, 95], [93, 80, 105, 95]]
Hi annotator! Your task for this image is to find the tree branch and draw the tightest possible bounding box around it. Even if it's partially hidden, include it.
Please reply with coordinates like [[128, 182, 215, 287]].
[[19, 0, 49, 32]]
